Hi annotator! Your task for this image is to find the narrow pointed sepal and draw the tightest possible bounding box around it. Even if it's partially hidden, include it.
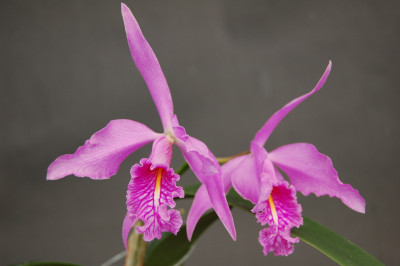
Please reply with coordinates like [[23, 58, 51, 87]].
[[175, 133, 236, 240], [121, 3, 174, 131], [186, 185, 212, 241], [186, 155, 243, 240], [253, 61, 332, 146]]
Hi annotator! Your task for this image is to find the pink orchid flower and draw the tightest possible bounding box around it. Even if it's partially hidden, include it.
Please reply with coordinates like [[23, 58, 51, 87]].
[[186, 61, 365, 256], [46, 3, 235, 248]]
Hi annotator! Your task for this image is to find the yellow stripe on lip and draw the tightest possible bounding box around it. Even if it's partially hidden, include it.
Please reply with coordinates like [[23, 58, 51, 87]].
[[154, 168, 163, 208], [268, 194, 279, 225]]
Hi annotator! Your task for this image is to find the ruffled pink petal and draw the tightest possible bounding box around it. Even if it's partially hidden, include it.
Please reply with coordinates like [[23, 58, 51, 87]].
[[121, 4, 174, 131], [47, 119, 160, 180], [253, 61, 332, 146], [175, 134, 236, 240], [124, 137, 184, 245], [186, 155, 243, 240], [258, 225, 298, 256], [126, 159, 184, 242], [256, 182, 303, 256], [269, 143, 365, 213]]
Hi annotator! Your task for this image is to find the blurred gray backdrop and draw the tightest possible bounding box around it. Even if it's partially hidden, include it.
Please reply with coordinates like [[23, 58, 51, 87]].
[[1, 0, 399, 265]]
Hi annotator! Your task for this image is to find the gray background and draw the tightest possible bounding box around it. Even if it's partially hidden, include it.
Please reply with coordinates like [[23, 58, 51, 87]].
[[1, 0, 399, 265]]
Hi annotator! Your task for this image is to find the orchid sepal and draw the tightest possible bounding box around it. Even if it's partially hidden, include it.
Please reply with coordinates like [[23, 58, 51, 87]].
[[46, 119, 160, 181]]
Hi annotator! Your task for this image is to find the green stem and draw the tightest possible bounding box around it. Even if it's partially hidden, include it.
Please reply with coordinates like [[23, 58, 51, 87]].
[[125, 221, 147, 266], [217, 150, 250, 165], [176, 162, 189, 175]]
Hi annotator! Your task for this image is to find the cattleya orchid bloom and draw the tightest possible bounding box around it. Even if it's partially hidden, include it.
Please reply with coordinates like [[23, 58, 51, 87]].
[[46, 3, 235, 248], [187, 61, 365, 256]]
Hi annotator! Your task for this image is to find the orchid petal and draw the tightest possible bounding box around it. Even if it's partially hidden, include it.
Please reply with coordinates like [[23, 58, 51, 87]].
[[232, 142, 274, 207], [126, 157, 184, 243], [253, 61, 332, 146], [256, 182, 303, 256], [47, 119, 159, 180], [251, 142, 274, 205], [274, 167, 286, 183], [121, 4, 174, 131], [230, 154, 260, 204], [186, 156, 243, 240], [122, 212, 137, 250], [221, 155, 249, 191], [251, 159, 275, 214], [269, 143, 365, 213], [149, 136, 173, 166], [185, 185, 211, 241], [175, 135, 236, 240]]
